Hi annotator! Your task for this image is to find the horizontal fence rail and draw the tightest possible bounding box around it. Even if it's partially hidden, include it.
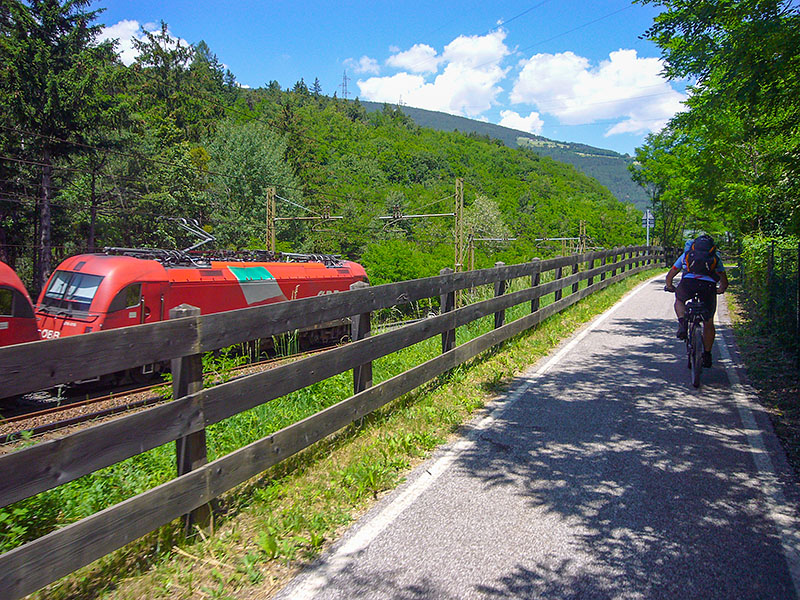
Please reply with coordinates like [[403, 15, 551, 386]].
[[0, 245, 663, 599]]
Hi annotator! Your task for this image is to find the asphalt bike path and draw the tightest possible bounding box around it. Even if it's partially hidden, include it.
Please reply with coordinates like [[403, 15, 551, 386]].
[[275, 276, 800, 599]]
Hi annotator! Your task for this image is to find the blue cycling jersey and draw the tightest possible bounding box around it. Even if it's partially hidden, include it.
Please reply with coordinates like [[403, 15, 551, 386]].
[[673, 252, 725, 283]]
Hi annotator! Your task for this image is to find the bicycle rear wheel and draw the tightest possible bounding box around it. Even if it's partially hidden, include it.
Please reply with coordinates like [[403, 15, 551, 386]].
[[691, 325, 703, 388]]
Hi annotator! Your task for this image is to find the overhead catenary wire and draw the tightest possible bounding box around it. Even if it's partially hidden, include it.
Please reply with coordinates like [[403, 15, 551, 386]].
[[497, 0, 552, 28], [413, 192, 456, 213], [274, 194, 322, 216], [516, 4, 634, 54], [397, 2, 636, 80], [402, 0, 553, 72], [378, 213, 455, 220]]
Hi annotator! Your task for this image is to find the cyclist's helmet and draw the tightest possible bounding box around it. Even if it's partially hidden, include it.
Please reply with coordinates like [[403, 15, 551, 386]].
[[696, 233, 715, 247]]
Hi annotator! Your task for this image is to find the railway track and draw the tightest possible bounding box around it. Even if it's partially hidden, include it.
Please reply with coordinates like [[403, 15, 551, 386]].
[[0, 346, 336, 448]]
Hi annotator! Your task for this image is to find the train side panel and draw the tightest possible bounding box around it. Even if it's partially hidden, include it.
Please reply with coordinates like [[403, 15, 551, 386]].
[[161, 261, 367, 317], [0, 261, 39, 346]]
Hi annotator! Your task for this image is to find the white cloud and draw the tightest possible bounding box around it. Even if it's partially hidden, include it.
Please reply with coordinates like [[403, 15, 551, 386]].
[[358, 30, 509, 117], [511, 49, 686, 136], [386, 44, 440, 74], [100, 19, 141, 65], [498, 110, 544, 135], [441, 30, 508, 69], [358, 72, 426, 104], [345, 55, 380, 75], [100, 20, 193, 66]]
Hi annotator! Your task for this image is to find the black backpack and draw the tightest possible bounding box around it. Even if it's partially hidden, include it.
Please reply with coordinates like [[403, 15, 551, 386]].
[[685, 235, 718, 276]]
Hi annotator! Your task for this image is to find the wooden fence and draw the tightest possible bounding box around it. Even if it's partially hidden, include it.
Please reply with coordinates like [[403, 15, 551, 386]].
[[0, 245, 663, 599]]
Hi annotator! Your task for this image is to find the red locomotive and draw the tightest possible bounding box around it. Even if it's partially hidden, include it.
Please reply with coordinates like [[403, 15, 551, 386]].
[[36, 248, 368, 343], [0, 260, 39, 347]]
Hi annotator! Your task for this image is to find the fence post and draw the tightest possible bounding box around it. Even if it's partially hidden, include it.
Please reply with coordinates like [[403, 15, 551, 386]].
[[587, 256, 595, 287], [440, 267, 456, 353], [494, 261, 506, 329], [611, 249, 618, 277], [554, 265, 564, 301], [530, 258, 541, 314], [600, 254, 607, 281], [572, 256, 580, 295], [350, 281, 372, 394], [170, 304, 210, 536]]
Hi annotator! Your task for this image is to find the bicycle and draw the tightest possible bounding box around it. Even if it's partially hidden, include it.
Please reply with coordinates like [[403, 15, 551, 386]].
[[665, 286, 706, 388]]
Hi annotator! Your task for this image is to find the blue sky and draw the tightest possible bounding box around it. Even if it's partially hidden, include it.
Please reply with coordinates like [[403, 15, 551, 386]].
[[93, 0, 685, 156]]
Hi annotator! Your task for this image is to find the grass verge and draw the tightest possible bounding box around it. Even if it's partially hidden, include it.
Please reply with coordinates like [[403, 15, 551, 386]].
[[30, 269, 660, 600], [726, 284, 800, 475]]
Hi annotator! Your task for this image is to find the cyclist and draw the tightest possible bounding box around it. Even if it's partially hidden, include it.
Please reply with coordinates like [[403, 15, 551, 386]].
[[664, 234, 728, 367]]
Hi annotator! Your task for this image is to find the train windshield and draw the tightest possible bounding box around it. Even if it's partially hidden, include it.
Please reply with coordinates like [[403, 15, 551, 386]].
[[41, 271, 104, 312], [0, 288, 11, 316], [0, 287, 35, 318]]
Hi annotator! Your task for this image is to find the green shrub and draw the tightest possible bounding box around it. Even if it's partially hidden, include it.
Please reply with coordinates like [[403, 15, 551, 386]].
[[739, 234, 799, 345]]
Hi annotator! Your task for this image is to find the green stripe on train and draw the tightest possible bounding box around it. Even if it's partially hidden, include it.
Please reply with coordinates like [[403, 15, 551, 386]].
[[227, 266, 275, 281]]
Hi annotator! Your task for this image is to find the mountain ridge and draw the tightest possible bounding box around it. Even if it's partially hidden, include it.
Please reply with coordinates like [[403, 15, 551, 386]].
[[359, 101, 649, 211]]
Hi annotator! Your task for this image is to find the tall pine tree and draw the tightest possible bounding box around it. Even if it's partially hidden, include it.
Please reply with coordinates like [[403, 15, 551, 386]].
[[0, 0, 116, 290]]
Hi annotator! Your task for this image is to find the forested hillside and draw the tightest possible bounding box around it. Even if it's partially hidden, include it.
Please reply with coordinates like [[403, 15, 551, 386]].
[[361, 101, 650, 210], [0, 2, 643, 294]]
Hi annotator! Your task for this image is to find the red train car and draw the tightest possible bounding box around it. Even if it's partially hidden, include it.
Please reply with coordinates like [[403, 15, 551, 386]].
[[36, 249, 368, 342], [0, 261, 39, 347]]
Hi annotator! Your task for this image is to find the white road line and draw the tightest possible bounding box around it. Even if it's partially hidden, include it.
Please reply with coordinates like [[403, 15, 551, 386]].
[[282, 275, 660, 600], [716, 310, 800, 596]]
